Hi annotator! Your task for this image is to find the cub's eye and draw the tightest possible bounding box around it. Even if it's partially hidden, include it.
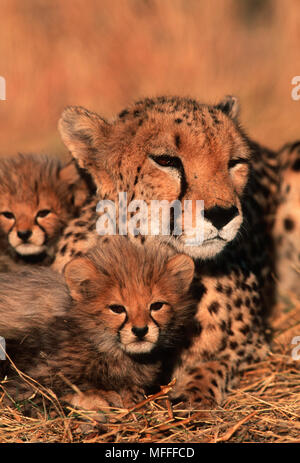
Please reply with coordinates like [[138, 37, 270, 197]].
[[150, 301, 165, 311], [149, 154, 182, 169], [108, 304, 126, 314], [1, 211, 15, 220], [228, 158, 249, 169], [36, 209, 51, 218]]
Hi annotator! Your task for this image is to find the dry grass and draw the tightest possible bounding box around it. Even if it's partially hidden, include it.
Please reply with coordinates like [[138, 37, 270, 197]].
[[1, 300, 299, 444]]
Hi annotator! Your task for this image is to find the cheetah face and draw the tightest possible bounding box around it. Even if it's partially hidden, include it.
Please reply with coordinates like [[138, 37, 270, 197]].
[[59, 96, 250, 259], [144, 147, 247, 259], [0, 204, 58, 256], [0, 154, 89, 260], [64, 237, 195, 356]]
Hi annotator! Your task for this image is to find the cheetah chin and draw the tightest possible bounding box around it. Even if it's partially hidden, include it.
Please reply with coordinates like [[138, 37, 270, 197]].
[[15, 243, 47, 256], [167, 213, 243, 259], [122, 340, 155, 355]]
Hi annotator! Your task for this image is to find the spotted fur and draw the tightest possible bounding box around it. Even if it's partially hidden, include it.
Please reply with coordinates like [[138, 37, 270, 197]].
[[0, 236, 196, 410], [273, 141, 300, 300], [0, 154, 92, 268], [52, 95, 280, 409]]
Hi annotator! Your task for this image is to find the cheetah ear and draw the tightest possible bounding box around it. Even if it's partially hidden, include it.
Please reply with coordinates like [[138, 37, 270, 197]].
[[59, 160, 92, 208], [164, 253, 195, 294], [58, 106, 112, 175], [59, 160, 80, 185], [64, 257, 103, 302], [215, 95, 239, 120]]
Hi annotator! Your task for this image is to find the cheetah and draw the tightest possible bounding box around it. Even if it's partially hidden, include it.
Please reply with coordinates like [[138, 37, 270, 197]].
[[52, 95, 279, 409], [0, 153, 91, 268], [273, 141, 300, 300], [0, 236, 196, 411]]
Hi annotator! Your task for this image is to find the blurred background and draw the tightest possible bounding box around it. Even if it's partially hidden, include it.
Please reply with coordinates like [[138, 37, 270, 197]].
[[0, 0, 299, 159]]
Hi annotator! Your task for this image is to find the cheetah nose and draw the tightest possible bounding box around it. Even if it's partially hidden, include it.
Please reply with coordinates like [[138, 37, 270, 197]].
[[205, 206, 239, 230], [132, 326, 149, 339], [17, 230, 32, 242]]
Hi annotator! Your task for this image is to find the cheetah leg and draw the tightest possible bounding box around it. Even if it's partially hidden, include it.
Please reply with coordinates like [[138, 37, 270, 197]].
[[62, 388, 124, 411], [169, 360, 234, 410]]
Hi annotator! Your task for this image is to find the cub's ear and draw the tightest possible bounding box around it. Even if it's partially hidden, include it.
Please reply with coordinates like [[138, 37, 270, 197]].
[[58, 106, 111, 174], [59, 160, 91, 208], [64, 257, 102, 302], [164, 253, 195, 294], [59, 160, 80, 185], [215, 95, 239, 120]]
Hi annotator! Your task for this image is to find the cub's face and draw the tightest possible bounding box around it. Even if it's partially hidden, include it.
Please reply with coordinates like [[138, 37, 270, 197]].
[[0, 191, 66, 257], [64, 239, 195, 355], [59, 96, 251, 259], [0, 155, 89, 260]]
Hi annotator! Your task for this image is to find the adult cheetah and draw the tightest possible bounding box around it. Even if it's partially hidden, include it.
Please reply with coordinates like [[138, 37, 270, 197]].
[[52, 95, 280, 409]]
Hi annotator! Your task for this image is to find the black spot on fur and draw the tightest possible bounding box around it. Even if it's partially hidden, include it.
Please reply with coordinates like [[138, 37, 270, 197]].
[[208, 388, 215, 398], [230, 341, 238, 350], [240, 324, 250, 335], [174, 134, 181, 149], [234, 297, 243, 308], [208, 301, 220, 314], [216, 282, 223, 293], [292, 158, 300, 171], [174, 118, 183, 124], [74, 221, 87, 227], [284, 218, 294, 231], [60, 244, 67, 256], [220, 320, 227, 332], [235, 312, 243, 322], [119, 109, 129, 118]]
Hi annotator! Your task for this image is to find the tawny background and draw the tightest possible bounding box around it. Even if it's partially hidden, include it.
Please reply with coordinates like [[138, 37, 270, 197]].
[[0, 0, 299, 158]]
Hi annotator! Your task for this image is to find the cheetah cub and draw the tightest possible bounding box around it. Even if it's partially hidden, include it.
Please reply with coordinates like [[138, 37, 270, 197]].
[[273, 141, 300, 300], [0, 153, 90, 268], [0, 236, 196, 410]]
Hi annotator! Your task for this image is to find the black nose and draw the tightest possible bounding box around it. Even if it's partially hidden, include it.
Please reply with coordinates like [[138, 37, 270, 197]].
[[132, 326, 149, 339], [17, 230, 32, 242], [205, 206, 239, 230]]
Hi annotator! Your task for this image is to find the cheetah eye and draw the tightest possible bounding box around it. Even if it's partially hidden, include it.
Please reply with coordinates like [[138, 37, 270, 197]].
[[149, 154, 182, 169], [228, 158, 249, 169], [36, 209, 51, 218], [150, 301, 165, 311], [1, 211, 15, 220], [108, 304, 126, 314]]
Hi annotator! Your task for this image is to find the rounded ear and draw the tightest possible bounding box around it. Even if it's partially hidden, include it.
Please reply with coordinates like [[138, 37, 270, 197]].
[[63, 257, 100, 302], [165, 253, 195, 294], [59, 160, 80, 185], [215, 95, 239, 120], [59, 159, 92, 208], [58, 106, 111, 172]]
